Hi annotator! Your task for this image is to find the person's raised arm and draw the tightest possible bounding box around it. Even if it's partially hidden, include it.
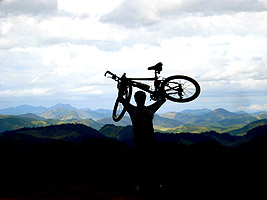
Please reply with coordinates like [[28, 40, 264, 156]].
[[149, 98, 166, 113], [118, 86, 128, 106], [118, 73, 128, 105], [117, 74, 134, 112]]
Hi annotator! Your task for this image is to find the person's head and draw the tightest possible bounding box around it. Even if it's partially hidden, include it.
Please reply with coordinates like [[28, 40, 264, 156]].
[[134, 91, 146, 107]]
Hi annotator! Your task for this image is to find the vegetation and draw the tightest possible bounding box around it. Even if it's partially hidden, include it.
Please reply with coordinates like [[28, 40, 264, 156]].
[[0, 114, 102, 132], [0, 122, 267, 198], [1, 105, 266, 135]]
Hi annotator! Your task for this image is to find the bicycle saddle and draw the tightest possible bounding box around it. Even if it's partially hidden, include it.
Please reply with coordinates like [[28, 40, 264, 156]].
[[148, 62, 163, 72]]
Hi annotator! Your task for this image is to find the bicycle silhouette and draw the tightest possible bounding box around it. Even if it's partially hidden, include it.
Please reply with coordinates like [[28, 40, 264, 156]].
[[105, 62, 200, 122]]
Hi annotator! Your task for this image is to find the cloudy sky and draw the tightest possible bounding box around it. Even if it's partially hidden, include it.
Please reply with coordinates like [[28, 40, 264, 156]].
[[0, 0, 267, 113]]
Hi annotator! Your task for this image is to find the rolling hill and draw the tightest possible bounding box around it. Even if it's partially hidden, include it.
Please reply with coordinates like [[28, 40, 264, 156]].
[[1, 104, 267, 135], [228, 119, 267, 136], [40, 104, 111, 120], [0, 104, 47, 115], [158, 108, 261, 133], [0, 114, 38, 132], [2, 121, 267, 147], [0, 104, 111, 120], [1, 123, 105, 142], [97, 114, 183, 128], [0, 114, 103, 132], [1, 122, 267, 198]]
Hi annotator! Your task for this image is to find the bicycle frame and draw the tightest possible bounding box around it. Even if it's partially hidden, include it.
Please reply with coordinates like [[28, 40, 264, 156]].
[[105, 63, 201, 122], [105, 70, 162, 100]]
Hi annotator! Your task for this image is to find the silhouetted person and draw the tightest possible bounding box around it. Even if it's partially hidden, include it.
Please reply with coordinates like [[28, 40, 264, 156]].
[[119, 89, 166, 193], [119, 90, 166, 149]]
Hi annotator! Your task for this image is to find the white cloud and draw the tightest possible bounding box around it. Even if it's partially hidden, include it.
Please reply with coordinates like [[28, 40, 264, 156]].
[[237, 104, 267, 111], [0, 88, 52, 97], [170, 0, 267, 13], [101, 0, 267, 28], [58, 0, 123, 17], [0, 0, 266, 110], [0, 0, 58, 15]]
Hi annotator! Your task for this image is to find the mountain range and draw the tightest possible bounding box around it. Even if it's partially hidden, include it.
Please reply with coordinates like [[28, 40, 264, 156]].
[[0, 103, 112, 120], [1, 104, 267, 196], [0, 104, 267, 134], [1, 120, 267, 148]]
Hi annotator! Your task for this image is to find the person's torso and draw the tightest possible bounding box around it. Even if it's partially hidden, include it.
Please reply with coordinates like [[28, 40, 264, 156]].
[[129, 107, 154, 136]]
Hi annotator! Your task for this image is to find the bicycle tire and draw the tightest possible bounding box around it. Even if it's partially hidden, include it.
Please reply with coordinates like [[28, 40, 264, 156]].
[[112, 84, 132, 122], [162, 75, 200, 103]]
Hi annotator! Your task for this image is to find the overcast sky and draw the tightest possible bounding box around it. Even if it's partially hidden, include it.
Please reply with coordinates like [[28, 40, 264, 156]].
[[0, 0, 267, 112]]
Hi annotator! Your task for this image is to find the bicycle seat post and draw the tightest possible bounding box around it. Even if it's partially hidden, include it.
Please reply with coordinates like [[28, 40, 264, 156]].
[[148, 62, 162, 80], [155, 70, 159, 80]]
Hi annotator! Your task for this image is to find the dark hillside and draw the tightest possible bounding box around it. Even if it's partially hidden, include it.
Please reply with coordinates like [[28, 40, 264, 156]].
[[0, 124, 267, 198], [228, 119, 267, 135], [238, 125, 267, 152], [2, 123, 105, 142], [0, 115, 37, 132]]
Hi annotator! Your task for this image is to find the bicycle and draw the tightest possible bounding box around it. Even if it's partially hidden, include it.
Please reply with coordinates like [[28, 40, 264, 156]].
[[105, 62, 201, 122]]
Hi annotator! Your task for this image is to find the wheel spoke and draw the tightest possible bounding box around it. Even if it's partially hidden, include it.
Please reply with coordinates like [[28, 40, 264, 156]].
[[163, 76, 200, 102]]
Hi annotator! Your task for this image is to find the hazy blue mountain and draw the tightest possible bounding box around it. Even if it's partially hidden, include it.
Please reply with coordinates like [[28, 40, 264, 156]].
[[49, 103, 76, 110], [1, 105, 267, 134], [81, 108, 111, 120], [94, 108, 112, 114], [153, 115, 183, 128], [41, 108, 81, 120], [196, 108, 258, 126], [0, 105, 47, 115], [234, 111, 248, 115], [253, 111, 267, 119], [40, 104, 109, 120], [159, 112, 194, 123], [0, 104, 111, 120], [198, 108, 240, 122], [161, 108, 259, 129], [19, 113, 46, 120], [181, 108, 212, 115]]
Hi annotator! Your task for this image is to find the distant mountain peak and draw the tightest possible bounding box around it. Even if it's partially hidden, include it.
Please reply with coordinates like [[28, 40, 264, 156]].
[[49, 103, 76, 110], [181, 108, 211, 115], [94, 109, 112, 114], [0, 105, 47, 115], [213, 108, 231, 113]]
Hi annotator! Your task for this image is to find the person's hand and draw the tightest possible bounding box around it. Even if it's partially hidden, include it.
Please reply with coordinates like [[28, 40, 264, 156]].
[[118, 73, 127, 100]]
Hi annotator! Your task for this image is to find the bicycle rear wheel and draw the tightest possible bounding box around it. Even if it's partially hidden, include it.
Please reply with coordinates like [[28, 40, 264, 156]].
[[112, 84, 132, 122], [162, 75, 200, 103]]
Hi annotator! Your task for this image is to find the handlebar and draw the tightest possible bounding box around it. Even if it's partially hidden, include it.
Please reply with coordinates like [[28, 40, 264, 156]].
[[104, 70, 114, 77], [105, 70, 151, 91], [104, 70, 120, 81]]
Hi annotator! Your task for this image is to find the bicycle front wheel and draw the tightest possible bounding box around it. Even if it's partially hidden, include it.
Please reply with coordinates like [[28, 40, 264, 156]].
[[112, 85, 132, 122], [162, 75, 200, 103]]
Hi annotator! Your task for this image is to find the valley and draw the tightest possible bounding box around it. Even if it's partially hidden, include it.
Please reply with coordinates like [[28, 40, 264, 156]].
[[1, 104, 267, 198], [1, 104, 266, 135]]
